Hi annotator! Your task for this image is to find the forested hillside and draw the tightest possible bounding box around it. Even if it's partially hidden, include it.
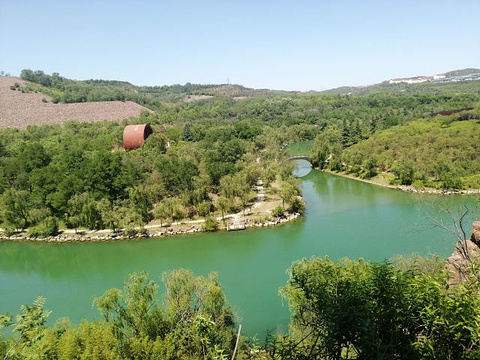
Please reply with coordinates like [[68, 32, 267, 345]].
[[311, 107, 480, 190], [18, 70, 294, 108], [18, 69, 480, 108]]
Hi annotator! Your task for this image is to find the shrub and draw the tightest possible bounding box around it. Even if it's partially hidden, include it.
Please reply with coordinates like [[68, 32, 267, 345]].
[[271, 206, 285, 218], [288, 197, 306, 214], [2, 226, 16, 237], [203, 216, 219, 232], [27, 217, 58, 237], [411, 180, 424, 189], [197, 201, 212, 217], [123, 227, 138, 237]]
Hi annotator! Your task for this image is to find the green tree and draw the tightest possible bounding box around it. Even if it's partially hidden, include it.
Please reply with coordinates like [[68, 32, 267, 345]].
[[203, 216, 219, 232], [128, 185, 153, 224], [0, 189, 30, 230], [3, 297, 51, 359], [217, 197, 230, 221]]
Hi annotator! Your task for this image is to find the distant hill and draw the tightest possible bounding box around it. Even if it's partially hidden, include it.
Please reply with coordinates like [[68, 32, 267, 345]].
[[444, 68, 480, 77], [17, 70, 292, 109], [321, 68, 480, 95], [0, 76, 149, 129], [7, 67, 480, 111]]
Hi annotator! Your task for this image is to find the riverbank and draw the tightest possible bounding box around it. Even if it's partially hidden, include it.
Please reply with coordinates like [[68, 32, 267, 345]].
[[323, 170, 480, 195], [0, 213, 301, 243]]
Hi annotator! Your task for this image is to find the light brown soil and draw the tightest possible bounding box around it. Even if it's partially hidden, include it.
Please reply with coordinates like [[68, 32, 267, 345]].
[[0, 76, 149, 129], [183, 94, 214, 102]]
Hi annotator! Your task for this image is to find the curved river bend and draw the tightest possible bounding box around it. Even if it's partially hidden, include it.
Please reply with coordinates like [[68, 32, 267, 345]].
[[0, 164, 476, 337]]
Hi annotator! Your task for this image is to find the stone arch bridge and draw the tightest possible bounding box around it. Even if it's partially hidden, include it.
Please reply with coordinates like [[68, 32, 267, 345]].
[[287, 155, 311, 162]]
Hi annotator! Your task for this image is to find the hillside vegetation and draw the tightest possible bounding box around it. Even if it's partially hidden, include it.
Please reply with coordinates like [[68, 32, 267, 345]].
[[19, 70, 293, 108], [311, 107, 480, 190], [321, 68, 480, 96]]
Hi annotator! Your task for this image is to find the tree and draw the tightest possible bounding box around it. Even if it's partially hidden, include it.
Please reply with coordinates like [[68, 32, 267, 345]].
[[341, 119, 350, 148], [277, 257, 480, 359], [393, 161, 415, 185], [92, 270, 236, 359], [127, 185, 152, 224], [0, 189, 30, 230], [271, 206, 285, 218], [153, 201, 171, 226], [66, 193, 103, 231], [217, 197, 230, 221], [288, 197, 305, 214], [3, 297, 51, 359], [278, 180, 300, 208], [203, 216, 219, 232], [182, 122, 195, 141]]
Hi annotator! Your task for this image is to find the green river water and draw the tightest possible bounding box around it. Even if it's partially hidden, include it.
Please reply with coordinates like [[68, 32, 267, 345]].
[[0, 163, 477, 338]]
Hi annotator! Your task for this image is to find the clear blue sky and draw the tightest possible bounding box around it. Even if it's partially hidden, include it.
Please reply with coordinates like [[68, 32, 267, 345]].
[[1, 0, 479, 91]]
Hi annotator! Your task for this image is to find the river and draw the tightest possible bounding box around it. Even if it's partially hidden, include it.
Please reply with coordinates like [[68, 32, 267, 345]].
[[0, 163, 476, 338]]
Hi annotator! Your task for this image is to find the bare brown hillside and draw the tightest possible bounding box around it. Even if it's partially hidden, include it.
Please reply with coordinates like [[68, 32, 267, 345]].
[[0, 76, 149, 129]]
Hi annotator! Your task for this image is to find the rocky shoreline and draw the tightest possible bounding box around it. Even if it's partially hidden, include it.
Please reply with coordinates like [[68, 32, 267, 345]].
[[0, 213, 300, 243], [324, 170, 480, 195]]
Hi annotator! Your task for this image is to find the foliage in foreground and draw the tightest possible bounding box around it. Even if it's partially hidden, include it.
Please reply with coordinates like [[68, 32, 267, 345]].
[[0, 270, 237, 360], [1, 256, 480, 359], [273, 257, 480, 360]]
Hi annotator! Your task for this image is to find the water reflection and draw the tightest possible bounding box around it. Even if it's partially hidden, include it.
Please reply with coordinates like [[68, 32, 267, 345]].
[[293, 159, 312, 177]]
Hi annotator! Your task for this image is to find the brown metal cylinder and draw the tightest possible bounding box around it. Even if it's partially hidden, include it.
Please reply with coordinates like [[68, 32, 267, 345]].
[[123, 124, 153, 150]]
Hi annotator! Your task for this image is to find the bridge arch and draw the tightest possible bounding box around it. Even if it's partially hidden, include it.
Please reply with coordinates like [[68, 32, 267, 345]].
[[288, 156, 313, 177], [287, 155, 311, 162]]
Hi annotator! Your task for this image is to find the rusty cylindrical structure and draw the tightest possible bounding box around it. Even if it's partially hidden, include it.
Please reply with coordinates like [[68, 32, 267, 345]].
[[123, 124, 153, 150]]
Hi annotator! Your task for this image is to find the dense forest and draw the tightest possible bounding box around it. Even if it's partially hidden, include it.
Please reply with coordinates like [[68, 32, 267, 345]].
[[1, 71, 480, 235], [1, 255, 479, 359], [0, 114, 303, 236]]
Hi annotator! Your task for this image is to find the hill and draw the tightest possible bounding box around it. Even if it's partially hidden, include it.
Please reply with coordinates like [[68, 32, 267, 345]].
[[338, 109, 480, 190], [0, 76, 149, 129], [321, 68, 480, 95], [445, 68, 480, 77], [17, 70, 291, 108]]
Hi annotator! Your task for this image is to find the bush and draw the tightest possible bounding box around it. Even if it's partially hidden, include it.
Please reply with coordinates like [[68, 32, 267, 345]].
[[203, 216, 219, 232], [123, 227, 138, 237], [288, 197, 306, 214], [2, 226, 16, 237], [271, 206, 285, 218], [27, 217, 58, 237], [197, 201, 212, 217], [411, 180, 424, 189]]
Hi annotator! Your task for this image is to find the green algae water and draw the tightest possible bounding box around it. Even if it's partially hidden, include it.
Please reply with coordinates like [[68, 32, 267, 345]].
[[0, 167, 477, 338]]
